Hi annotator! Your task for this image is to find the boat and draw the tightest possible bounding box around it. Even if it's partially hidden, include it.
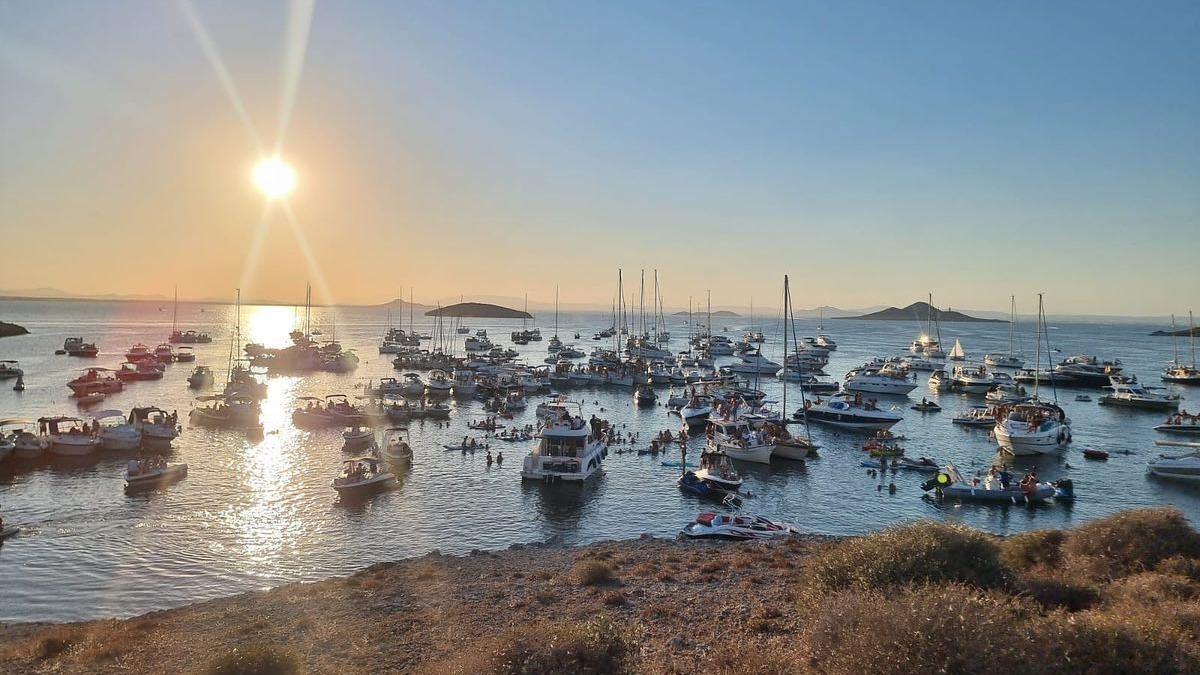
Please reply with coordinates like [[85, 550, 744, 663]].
[[861, 455, 940, 472], [994, 295, 1072, 455], [2, 420, 44, 459], [169, 329, 212, 344], [75, 390, 107, 407], [129, 407, 179, 448], [520, 401, 607, 482], [380, 427, 413, 464], [952, 405, 996, 427], [400, 373, 426, 398], [1147, 441, 1200, 482], [40, 416, 99, 456], [125, 458, 188, 489], [1098, 375, 1180, 410], [175, 346, 196, 362], [63, 337, 99, 357], [796, 395, 903, 431], [677, 395, 713, 427], [951, 365, 995, 394], [116, 360, 164, 381], [68, 367, 124, 396], [681, 512, 799, 540], [928, 369, 953, 391], [181, 365, 211, 390], [341, 421, 376, 453], [0, 526, 18, 542], [984, 296, 1025, 369], [948, 339, 966, 362], [331, 456, 396, 495], [452, 370, 478, 398], [1053, 354, 1124, 388], [726, 352, 782, 375], [152, 343, 175, 363], [923, 463, 1072, 504], [1162, 312, 1200, 384], [1155, 412, 1200, 435], [124, 343, 153, 362], [843, 363, 917, 396], [633, 382, 657, 407], [1082, 448, 1109, 460], [0, 360, 23, 380], [426, 369, 453, 398], [188, 394, 261, 429], [705, 419, 773, 464], [94, 410, 141, 450], [1075, 394, 1092, 402], [677, 471, 741, 507], [910, 400, 941, 412]]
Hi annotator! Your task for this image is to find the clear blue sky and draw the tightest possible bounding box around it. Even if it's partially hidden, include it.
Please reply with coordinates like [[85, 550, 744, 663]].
[[1, 1, 1197, 314]]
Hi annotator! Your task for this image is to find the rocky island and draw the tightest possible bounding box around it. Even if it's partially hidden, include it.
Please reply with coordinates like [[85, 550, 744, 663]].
[[0, 321, 29, 338], [834, 301, 1004, 323]]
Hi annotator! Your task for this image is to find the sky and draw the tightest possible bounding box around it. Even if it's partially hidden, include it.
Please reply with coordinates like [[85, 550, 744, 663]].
[[1, 1, 1197, 315]]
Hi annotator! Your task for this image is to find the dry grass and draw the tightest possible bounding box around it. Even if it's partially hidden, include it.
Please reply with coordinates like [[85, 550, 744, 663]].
[[438, 617, 630, 675], [1060, 507, 1200, 579], [572, 560, 617, 586], [206, 645, 302, 675], [999, 528, 1066, 571]]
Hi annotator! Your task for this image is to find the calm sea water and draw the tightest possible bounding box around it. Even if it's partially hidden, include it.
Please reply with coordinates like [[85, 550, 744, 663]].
[[0, 298, 1196, 622]]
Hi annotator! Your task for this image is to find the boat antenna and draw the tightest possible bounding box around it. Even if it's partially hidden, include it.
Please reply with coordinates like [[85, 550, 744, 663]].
[[171, 285, 178, 336]]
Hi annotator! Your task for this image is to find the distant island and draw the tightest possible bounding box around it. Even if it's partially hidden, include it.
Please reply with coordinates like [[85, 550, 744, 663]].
[[1151, 327, 1200, 337], [673, 310, 740, 318], [833, 302, 1004, 323], [0, 321, 29, 338], [425, 302, 533, 319]]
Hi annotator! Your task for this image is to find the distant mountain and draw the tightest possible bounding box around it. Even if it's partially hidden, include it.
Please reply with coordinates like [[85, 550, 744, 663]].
[[425, 302, 532, 319], [674, 310, 741, 317], [833, 302, 1005, 323], [1150, 327, 1200, 337]]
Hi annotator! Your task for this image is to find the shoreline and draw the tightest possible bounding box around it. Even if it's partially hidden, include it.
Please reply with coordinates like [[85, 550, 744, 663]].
[[2, 508, 1198, 674]]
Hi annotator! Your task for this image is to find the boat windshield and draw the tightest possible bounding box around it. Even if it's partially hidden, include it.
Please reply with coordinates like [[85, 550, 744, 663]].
[[538, 436, 586, 457]]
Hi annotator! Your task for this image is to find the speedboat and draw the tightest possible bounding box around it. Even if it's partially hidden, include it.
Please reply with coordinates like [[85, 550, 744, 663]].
[[0, 360, 24, 380], [1098, 375, 1180, 411], [796, 396, 903, 431], [152, 344, 175, 363], [910, 400, 941, 412], [1155, 413, 1200, 435], [861, 455, 940, 473], [952, 365, 995, 395], [425, 369, 453, 398], [843, 363, 916, 396], [993, 401, 1071, 455], [677, 396, 713, 427], [116, 360, 164, 381], [189, 394, 262, 430], [125, 458, 188, 489], [1147, 442, 1200, 482], [705, 419, 773, 464], [452, 370, 478, 398], [400, 373, 426, 398], [40, 416, 99, 456], [341, 422, 376, 453], [3, 421, 44, 459], [183, 365, 212, 388], [93, 410, 141, 450], [331, 457, 396, 495], [124, 343, 153, 361], [1053, 355, 1123, 388], [129, 407, 179, 448], [694, 452, 743, 488], [904, 354, 945, 372], [520, 401, 607, 482], [952, 404, 997, 427], [923, 463, 1072, 504], [175, 346, 196, 362], [63, 337, 99, 357], [380, 427, 413, 464], [681, 512, 798, 540], [726, 353, 782, 375], [633, 382, 658, 407]]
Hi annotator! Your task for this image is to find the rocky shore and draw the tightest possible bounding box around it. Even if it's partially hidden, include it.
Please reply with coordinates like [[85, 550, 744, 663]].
[[0, 321, 28, 338], [2, 508, 1198, 674]]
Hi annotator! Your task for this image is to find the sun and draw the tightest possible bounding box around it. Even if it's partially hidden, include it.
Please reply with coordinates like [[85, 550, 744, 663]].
[[252, 157, 297, 199]]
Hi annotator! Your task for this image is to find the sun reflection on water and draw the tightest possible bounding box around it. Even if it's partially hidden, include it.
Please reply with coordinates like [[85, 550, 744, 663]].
[[245, 304, 298, 349]]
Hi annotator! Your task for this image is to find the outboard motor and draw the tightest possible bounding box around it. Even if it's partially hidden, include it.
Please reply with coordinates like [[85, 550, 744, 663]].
[[1053, 479, 1075, 499], [921, 473, 950, 492]]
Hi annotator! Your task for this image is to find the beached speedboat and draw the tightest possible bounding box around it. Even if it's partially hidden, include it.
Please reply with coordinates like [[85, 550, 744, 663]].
[[681, 512, 798, 540], [1099, 375, 1180, 411], [520, 401, 607, 482], [923, 464, 1072, 504], [125, 458, 187, 488], [332, 457, 395, 495], [796, 396, 902, 431]]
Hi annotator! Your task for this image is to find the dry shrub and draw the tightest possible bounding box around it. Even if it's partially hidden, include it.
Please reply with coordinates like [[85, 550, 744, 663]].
[[572, 560, 616, 586], [444, 617, 630, 675], [804, 521, 1010, 592], [699, 559, 724, 574], [1157, 555, 1200, 582], [706, 640, 797, 675], [602, 591, 628, 607], [533, 590, 559, 605], [629, 562, 657, 577], [655, 571, 675, 583], [1000, 528, 1066, 571], [1015, 575, 1099, 612], [1104, 572, 1199, 607], [207, 645, 302, 675], [1061, 508, 1200, 579]]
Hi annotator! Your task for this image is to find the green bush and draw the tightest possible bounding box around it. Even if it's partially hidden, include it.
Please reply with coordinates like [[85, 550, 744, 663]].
[[804, 521, 1011, 592]]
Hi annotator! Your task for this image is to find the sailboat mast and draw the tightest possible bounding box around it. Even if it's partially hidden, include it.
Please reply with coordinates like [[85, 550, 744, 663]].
[[1191, 310, 1197, 369], [1033, 294, 1043, 401], [1172, 314, 1179, 365], [781, 276, 787, 421], [554, 285, 559, 339], [1009, 295, 1016, 356], [409, 288, 414, 333], [172, 285, 178, 334]]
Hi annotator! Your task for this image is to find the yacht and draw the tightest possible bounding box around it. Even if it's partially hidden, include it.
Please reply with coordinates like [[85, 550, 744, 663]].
[[116, 360, 165, 381], [1053, 355, 1123, 388], [175, 346, 196, 362], [94, 410, 141, 451], [379, 427, 413, 464], [843, 364, 916, 396], [63, 337, 99, 357], [0, 360, 23, 380], [706, 419, 773, 464], [425, 369, 453, 398], [1147, 441, 1200, 482], [124, 343, 153, 362], [520, 401, 607, 482], [67, 367, 124, 395], [951, 365, 995, 395], [1162, 312, 1200, 384], [452, 370, 478, 398], [1098, 375, 1180, 410], [152, 343, 175, 363], [994, 401, 1071, 455], [677, 395, 713, 427], [904, 354, 945, 371], [187, 365, 214, 388], [796, 396, 903, 431], [726, 353, 782, 375], [400, 373, 426, 398]]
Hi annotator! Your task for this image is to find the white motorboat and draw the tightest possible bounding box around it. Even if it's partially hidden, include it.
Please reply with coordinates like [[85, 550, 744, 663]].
[[904, 354, 945, 371], [332, 456, 396, 495], [0, 360, 22, 380], [993, 401, 1071, 455], [63, 337, 99, 357], [379, 427, 413, 464], [153, 343, 175, 363], [705, 419, 773, 464], [520, 401, 607, 482], [452, 370, 478, 398], [188, 394, 262, 430], [425, 369, 453, 398], [681, 512, 799, 540], [175, 346, 196, 363], [726, 352, 782, 375], [1099, 375, 1180, 410], [3, 421, 44, 459], [677, 395, 713, 427], [1161, 312, 1200, 384], [694, 452, 743, 488], [124, 343, 153, 362], [797, 396, 903, 431], [1147, 441, 1200, 482], [125, 458, 188, 488], [931, 369, 953, 391], [400, 373, 426, 398], [129, 407, 180, 448], [94, 410, 141, 451], [1155, 413, 1200, 435], [952, 404, 996, 427], [341, 422, 376, 452], [41, 416, 99, 456], [952, 365, 995, 394], [844, 364, 917, 396]]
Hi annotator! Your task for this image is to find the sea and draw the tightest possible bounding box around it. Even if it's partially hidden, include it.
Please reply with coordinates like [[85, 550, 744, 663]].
[[0, 298, 1196, 622]]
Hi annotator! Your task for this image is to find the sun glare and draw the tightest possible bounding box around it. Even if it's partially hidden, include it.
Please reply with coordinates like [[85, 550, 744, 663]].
[[252, 157, 297, 199]]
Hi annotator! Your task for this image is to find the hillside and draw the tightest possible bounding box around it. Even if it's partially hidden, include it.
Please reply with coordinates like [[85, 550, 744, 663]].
[[424, 302, 533, 319], [834, 302, 1005, 323]]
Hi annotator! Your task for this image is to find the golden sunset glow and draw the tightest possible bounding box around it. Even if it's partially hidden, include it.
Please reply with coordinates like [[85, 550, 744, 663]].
[[252, 157, 297, 199]]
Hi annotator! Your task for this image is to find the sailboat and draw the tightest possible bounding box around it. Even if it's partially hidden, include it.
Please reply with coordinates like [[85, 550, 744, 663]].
[[948, 339, 966, 361], [984, 296, 1024, 368], [1162, 311, 1200, 384], [772, 275, 817, 460], [910, 293, 945, 358], [547, 287, 563, 353], [993, 294, 1071, 455]]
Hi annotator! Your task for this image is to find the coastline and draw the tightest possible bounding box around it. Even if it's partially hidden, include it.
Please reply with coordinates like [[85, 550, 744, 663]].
[[2, 508, 1197, 674]]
